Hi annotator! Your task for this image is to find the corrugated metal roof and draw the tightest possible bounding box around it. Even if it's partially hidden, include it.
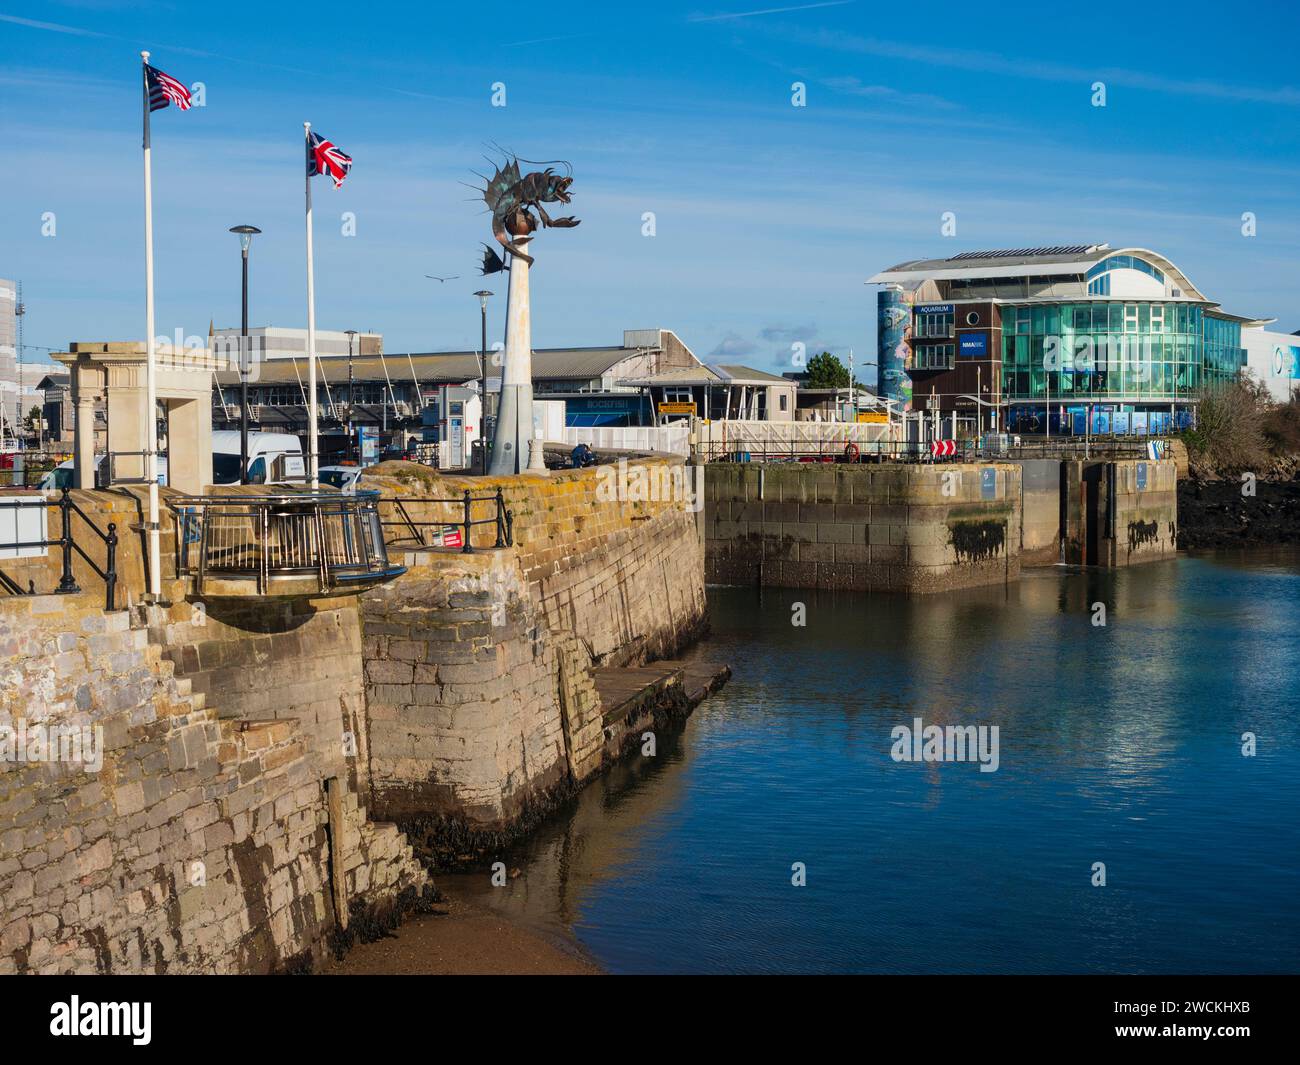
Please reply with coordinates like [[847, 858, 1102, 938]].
[[621, 363, 793, 387], [215, 346, 638, 386], [712, 364, 793, 384], [876, 244, 1108, 274]]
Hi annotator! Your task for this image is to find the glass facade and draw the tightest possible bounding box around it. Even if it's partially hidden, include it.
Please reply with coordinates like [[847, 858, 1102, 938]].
[[1000, 301, 1241, 402], [1085, 254, 1165, 283], [913, 310, 954, 338], [1085, 255, 1166, 295], [912, 343, 954, 370]]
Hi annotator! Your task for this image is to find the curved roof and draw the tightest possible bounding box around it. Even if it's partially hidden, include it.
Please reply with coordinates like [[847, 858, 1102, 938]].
[[867, 243, 1210, 301], [1097, 247, 1207, 301]]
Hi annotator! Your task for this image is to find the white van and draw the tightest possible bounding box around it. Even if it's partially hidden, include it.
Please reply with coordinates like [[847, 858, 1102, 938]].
[[211, 431, 306, 486]]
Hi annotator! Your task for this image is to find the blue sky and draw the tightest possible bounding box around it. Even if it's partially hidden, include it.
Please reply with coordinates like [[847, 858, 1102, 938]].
[[3, 0, 1300, 387]]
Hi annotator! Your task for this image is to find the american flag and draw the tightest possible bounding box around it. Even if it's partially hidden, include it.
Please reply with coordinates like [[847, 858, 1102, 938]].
[[145, 64, 192, 112], [308, 131, 352, 189]]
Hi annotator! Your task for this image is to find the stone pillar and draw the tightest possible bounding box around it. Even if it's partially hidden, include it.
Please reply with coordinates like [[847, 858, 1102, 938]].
[[166, 396, 211, 493], [72, 364, 97, 490], [488, 233, 533, 476], [105, 363, 148, 485]]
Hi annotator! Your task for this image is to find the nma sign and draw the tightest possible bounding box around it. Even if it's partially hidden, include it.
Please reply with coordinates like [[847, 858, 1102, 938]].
[[959, 332, 988, 357]]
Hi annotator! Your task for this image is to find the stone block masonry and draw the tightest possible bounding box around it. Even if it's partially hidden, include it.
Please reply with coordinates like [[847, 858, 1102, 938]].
[[1, 454, 711, 967], [357, 458, 708, 843], [705, 463, 1022, 593], [360, 549, 572, 828], [365, 457, 708, 667], [0, 592, 426, 974], [142, 593, 370, 797]]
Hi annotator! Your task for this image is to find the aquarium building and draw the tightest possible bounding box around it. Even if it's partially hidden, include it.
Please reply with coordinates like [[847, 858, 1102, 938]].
[[868, 244, 1297, 435]]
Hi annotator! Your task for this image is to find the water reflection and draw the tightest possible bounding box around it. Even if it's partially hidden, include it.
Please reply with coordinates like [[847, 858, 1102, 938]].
[[445, 551, 1300, 974]]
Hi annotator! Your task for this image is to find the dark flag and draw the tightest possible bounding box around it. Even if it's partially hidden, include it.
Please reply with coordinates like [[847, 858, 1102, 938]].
[[145, 64, 193, 112]]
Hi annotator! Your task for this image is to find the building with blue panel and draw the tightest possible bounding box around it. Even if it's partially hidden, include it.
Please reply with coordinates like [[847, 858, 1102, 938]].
[[868, 244, 1296, 435]]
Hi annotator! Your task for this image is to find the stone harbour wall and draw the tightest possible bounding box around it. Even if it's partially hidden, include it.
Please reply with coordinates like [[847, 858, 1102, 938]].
[[706, 463, 1022, 594], [0, 592, 426, 975], [360, 550, 575, 828], [365, 457, 708, 666], [143, 590, 370, 797], [1, 455, 710, 967], [356, 458, 706, 837]]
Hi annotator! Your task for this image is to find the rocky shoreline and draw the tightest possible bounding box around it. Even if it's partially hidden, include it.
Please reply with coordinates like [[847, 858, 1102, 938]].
[[1177, 477, 1300, 549]]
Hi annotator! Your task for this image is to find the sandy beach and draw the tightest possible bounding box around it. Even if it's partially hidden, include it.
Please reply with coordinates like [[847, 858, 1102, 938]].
[[322, 892, 601, 976]]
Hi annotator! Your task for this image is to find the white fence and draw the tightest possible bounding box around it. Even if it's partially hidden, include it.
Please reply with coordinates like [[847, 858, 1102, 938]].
[[696, 419, 896, 461], [561, 419, 904, 460], [562, 423, 691, 458]]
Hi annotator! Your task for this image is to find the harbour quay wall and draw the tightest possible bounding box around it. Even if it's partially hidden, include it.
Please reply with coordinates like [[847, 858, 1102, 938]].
[[357, 457, 707, 837], [1012, 459, 1063, 566], [1061, 458, 1178, 567], [0, 454, 709, 970], [705, 463, 1022, 594], [0, 590, 427, 975], [364, 457, 707, 668]]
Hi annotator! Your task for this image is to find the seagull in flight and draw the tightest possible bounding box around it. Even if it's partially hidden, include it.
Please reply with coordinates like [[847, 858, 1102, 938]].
[[426, 274, 460, 282]]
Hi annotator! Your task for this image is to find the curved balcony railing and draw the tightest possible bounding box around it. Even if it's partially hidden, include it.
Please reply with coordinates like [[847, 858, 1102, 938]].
[[172, 490, 405, 595]]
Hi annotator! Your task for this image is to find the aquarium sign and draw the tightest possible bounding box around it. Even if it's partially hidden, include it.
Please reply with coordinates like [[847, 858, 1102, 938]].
[[915, 303, 953, 314]]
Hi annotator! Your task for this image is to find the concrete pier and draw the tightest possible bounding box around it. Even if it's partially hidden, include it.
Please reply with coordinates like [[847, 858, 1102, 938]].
[[704, 457, 1177, 593]]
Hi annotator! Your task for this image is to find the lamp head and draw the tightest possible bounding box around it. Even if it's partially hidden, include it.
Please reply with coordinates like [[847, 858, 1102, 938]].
[[229, 224, 261, 253]]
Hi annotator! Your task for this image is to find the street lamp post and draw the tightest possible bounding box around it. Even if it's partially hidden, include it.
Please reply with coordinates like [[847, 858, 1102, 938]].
[[473, 290, 493, 474], [345, 329, 358, 463], [229, 225, 261, 483]]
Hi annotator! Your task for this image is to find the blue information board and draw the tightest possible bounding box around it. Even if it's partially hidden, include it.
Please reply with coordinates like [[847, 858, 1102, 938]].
[[981, 467, 997, 499], [359, 426, 378, 464], [959, 332, 988, 357]]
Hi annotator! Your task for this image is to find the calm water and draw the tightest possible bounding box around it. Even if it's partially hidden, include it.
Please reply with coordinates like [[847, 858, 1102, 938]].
[[446, 552, 1300, 974]]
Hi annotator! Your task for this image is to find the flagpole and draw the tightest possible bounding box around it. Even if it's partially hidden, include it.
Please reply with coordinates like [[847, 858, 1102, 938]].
[[141, 51, 161, 600], [304, 121, 319, 489]]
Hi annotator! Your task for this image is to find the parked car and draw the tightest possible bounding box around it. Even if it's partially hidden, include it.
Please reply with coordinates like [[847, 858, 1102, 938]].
[[38, 456, 169, 491], [317, 465, 365, 493]]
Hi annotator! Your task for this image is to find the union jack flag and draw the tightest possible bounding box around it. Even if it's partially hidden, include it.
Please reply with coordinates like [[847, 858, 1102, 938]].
[[308, 131, 352, 189], [146, 64, 192, 112]]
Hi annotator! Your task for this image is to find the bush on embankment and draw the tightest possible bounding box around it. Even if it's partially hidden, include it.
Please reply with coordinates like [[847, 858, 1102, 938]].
[[1181, 381, 1300, 480]]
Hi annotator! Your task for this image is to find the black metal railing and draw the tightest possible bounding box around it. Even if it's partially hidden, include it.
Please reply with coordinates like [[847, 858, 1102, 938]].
[[380, 487, 513, 554], [172, 490, 404, 595], [0, 488, 119, 609]]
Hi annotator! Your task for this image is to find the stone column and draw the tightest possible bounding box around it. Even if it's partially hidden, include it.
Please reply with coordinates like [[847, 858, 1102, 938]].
[[73, 362, 97, 490], [166, 396, 211, 494], [488, 233, 533, 476]]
